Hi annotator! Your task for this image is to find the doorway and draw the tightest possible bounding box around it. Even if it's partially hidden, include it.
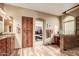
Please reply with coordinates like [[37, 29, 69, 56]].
[[22, 16, 33, 48], [35, 19, 44, 46]]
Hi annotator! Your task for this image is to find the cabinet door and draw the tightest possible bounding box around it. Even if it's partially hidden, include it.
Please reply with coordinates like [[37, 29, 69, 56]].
[[11, 36, 15, 53], [0, 39, 7, 55], [6, 37, 11, 55], [76, 16, 79, 36]]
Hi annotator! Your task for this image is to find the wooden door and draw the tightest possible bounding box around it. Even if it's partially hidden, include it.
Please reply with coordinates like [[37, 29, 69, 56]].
[[22, 16, 33, 48]]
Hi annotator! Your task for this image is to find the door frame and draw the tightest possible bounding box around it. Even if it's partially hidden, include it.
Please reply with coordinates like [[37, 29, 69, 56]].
[[22, 16, 33, 48], [35, 18, 45, 45]]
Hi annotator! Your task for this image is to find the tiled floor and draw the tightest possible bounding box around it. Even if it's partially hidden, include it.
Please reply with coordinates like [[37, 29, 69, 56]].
[[11, 45, 79, 56], [11, 45, 64, 56]]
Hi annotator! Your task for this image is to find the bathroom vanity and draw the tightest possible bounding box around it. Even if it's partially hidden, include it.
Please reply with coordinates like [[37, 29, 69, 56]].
[[0, 15, 15, 56], [0, 34, 15, 56]]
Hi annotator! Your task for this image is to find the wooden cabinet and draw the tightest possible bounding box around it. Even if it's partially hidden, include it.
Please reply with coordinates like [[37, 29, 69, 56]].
[[54, 36, 60, 46], [11, 36, 15, 53], [0, 39, 7, 55], [6, 37, 11, 56], [0, 36, 15, 56], [76, 16, 79, 36]]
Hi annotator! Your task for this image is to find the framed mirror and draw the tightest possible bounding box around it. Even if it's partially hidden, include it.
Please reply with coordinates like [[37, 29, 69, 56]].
[[4, 16, 13, 32], [0, 16, 4, 33]]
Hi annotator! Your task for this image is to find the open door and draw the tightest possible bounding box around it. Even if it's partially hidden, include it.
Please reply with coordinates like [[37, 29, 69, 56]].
[[22, 16, 33, 48], [35, 19, 44, 46]]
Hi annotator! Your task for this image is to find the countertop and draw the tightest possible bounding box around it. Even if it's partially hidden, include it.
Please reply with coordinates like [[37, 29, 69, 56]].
[[0, 34, 14, 40]]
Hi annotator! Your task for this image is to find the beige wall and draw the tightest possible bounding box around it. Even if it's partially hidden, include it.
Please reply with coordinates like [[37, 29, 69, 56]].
[[4, 4, 59, 48]]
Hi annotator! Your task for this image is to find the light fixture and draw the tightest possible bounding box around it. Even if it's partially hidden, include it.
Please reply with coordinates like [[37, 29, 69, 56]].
[[0, 8, 6, 15], [0, 8, 12, 22], [7, 16, 12, 20], [9, 21, 12, 24], [4, 15, 12, 20]]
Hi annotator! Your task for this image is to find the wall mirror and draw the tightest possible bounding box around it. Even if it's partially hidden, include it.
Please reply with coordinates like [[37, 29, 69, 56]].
[[4, 16, 13, 32], [0, 16, 3, 33]]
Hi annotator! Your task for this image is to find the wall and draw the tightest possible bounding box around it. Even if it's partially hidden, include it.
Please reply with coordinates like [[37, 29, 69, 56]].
[[4, 4, 59, 48], [60, 8, 79, 51], [44, 16, 59, 44]]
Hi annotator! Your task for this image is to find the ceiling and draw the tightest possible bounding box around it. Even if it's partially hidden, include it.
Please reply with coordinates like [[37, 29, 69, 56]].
[[7, 3, 78, 16]]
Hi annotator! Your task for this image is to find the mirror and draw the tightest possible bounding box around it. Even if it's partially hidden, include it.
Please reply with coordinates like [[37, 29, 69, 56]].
[[4, 16, 13, 32], [0, 16, 4, 33]]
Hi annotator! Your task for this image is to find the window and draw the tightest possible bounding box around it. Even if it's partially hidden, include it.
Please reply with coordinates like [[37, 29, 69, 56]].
[[63, 16, 75, 35]]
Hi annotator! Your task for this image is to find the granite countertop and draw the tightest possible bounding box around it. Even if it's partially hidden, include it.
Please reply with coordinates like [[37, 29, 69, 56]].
[[0, 34, 14, 40]]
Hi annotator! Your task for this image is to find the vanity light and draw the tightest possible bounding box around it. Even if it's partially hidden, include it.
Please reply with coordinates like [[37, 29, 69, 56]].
[[9, 21, 12, 24], [8, 16, 12, 20], [4, 15, 12, 21], [6, 16, 12, 20], [0, 8, 12, 21], [0, 8, 6, 15], [0, 8, 11, 21], [4, 16, 8, 20]]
